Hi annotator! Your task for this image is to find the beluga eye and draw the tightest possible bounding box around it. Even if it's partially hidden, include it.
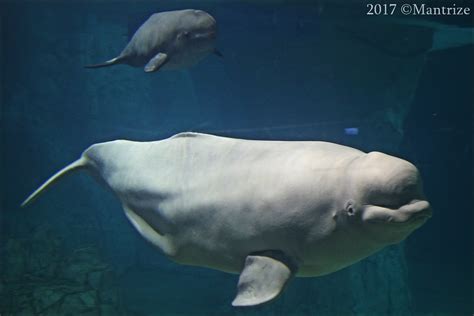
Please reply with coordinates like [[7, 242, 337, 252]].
[[345, 201, 355, 216], [347, 206, 355, 216], [179, 31, 190, 39]]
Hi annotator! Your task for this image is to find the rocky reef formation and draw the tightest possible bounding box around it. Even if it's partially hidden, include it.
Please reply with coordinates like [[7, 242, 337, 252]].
[[0, 226, 125, 315]]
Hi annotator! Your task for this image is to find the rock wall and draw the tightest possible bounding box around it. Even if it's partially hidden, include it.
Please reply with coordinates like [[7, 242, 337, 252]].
[[0, 225, 126, 315]]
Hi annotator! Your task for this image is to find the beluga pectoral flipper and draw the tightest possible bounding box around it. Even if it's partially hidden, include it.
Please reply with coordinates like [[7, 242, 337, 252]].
[[144, 53, 168, 73], [85, 9, 221, 73], [232, 251, 296, 307]]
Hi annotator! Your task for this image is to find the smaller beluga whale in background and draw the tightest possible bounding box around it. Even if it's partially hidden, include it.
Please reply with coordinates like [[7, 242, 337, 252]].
[[85, 9, 222, 73], [22, 133, 432, 306]]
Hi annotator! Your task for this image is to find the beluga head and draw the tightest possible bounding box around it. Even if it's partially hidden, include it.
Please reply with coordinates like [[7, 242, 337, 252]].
[[340, 152, 432, 246], [174, 9, 218, 54]]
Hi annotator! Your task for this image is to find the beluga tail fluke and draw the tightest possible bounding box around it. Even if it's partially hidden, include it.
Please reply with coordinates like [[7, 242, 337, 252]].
[[21, 157, 88, 207]]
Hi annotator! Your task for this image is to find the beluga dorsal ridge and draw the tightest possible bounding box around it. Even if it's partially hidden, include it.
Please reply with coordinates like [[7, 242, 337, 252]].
[[85, 9, 222, 73], [22, 132, 432, 306]]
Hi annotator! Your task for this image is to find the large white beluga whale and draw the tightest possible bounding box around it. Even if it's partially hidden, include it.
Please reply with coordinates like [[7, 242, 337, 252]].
[[85, 9, 222, 73], [22, 132, 432, 306]]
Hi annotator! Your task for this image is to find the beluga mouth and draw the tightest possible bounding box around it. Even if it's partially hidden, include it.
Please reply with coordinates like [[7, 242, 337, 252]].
[[363, 199, 432, 225]]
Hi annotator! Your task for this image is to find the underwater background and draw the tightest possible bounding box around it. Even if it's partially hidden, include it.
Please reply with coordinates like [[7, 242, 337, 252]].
[[0, 0, 472, 315]]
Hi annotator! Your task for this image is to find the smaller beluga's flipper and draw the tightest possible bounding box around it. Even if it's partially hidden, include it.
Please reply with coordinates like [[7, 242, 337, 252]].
[[232, 251, 296, 307], [144, 52, 168, 72]]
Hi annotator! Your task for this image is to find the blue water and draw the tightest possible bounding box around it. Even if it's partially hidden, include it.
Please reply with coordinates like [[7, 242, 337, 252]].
[[1, 1, 472, 315]]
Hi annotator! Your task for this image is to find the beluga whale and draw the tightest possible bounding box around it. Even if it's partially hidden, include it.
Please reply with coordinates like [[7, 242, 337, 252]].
[[85, 9, 222, 73], [22, 133, 432, 306]]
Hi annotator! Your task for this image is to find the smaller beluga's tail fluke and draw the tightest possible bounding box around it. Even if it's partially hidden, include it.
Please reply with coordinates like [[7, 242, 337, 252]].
[[21, 157, 88, 207], [84, 56, 124, 69]]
